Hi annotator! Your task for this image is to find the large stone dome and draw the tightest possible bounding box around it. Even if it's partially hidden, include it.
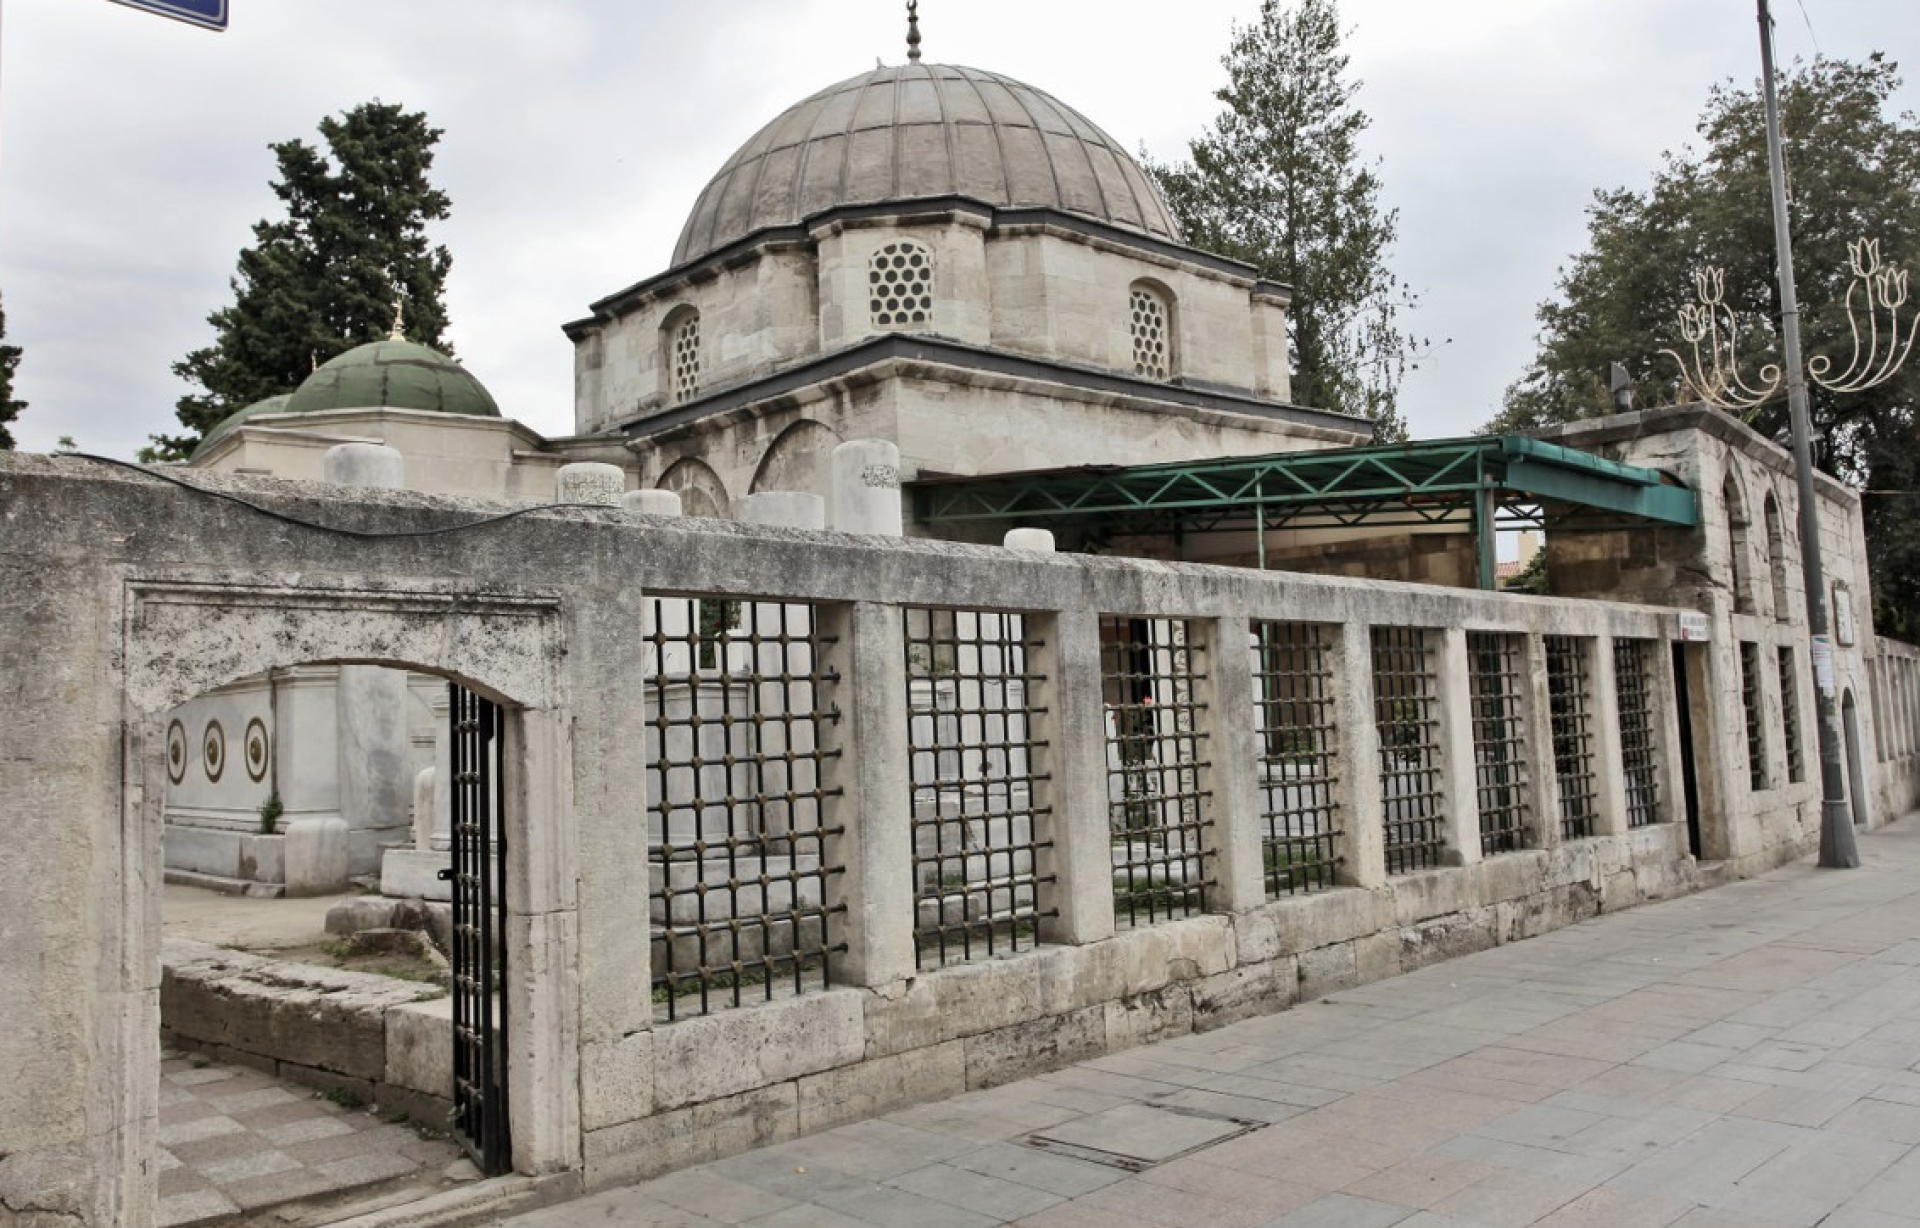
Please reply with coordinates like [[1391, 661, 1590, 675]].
[[673, 62, 1181, 266], [286, 338, 500, 418]]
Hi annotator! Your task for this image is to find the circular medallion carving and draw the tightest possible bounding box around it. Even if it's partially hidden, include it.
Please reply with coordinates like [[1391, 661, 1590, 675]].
[[202, 720, 226, 783], [165, 720, 188, 785], [244, 717, 270, 783]]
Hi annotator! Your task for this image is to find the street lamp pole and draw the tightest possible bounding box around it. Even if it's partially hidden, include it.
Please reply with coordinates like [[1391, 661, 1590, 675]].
[[1755, 0, 1859, 868]]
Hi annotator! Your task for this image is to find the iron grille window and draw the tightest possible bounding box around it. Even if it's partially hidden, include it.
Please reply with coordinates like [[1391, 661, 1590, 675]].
[[1905, 659, 1916, 756], [644, 597, 845, 1020], [1370, 626, 1444, 874], [1102, 616, 1214, 924], [1896, 656, 1912, 752], [1779, 645, 1805, 784], [1740, 641, 1768, 791], [1908, 658, 1918, 756], [668, 312, 701, 404], [1545, 636, 1598, 840], [1883, 659, 1894, 763], [906, 608, 1056, 969], [1129, 284, 1172, 380], [870, 241, 933, 328], [1467, 632, 1529, 856], [1614, 638, 1660, 829], [1250, 621, 1341, 896]]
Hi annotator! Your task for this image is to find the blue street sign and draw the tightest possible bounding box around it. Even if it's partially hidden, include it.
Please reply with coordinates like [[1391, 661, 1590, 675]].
[[107, 0, 228, 32]]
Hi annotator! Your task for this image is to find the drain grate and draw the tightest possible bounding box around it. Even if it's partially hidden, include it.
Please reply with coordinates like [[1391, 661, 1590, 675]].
[[1021, 1102, 1265, 1172]]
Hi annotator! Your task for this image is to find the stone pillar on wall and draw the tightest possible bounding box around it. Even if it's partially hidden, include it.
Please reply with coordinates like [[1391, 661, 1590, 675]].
[[623, 489, 683, 517], [324, 444, 412, 877], [829, 439, 903, 536], [1036, 609, 1119, 946], [1201, 616, 1267, 913], [1521, 636, 1564, 851], [558, 462, 627, 506], [738, 491, 826, 530], [1434, 627, 1483, 867], [1329, 622, 1386, 890], [818, 601, 918, 985], [1587, 635, 1630, 838]]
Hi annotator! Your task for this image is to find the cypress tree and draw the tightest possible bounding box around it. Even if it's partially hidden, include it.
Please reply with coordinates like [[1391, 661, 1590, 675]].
[[153, 101, 454, 460], [0, 293, 22, 451], [1148, 0, 1418, 439]]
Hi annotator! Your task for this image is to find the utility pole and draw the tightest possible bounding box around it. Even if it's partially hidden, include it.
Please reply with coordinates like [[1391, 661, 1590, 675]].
[[1756, 0, 1859, 868]]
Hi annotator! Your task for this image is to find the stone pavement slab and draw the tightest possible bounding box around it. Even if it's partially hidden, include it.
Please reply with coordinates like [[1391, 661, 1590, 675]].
[[479, 818, 1920, 1227], [154, 1048, 478, 1228]]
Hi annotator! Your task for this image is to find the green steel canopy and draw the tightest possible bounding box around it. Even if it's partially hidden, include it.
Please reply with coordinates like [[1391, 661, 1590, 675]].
[[912, 435, 1698, 589]]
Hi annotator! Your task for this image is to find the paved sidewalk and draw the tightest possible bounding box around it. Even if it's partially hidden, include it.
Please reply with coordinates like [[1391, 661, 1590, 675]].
[[491, 817, 1920, 1228], [157, 1049, 478, 1227]]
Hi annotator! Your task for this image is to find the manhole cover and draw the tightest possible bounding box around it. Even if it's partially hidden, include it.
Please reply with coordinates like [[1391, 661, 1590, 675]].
[[1021, 1102, 1263, 1171]]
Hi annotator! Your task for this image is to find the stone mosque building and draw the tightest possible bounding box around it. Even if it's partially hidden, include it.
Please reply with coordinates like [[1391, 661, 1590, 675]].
[[165, 24, 1384, 894], [156, 8, 1893, 944], [161, 13, 1907, 898], [189, 38, 1367, 508]]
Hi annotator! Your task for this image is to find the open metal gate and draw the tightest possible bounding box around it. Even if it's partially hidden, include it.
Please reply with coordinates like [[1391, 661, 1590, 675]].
[[445, 683, 511, 1174]]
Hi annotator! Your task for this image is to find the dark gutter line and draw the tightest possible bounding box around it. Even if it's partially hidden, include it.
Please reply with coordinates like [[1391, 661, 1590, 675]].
[[615, 334, 1369, 443]]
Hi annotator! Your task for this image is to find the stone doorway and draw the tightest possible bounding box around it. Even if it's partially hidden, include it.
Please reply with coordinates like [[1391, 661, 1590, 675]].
[[117, 578, 571, 1228]]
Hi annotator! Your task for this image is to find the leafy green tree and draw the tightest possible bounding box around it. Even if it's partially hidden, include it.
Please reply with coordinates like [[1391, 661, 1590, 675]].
[[0, 293, 23, 450], [1490, 55, 1920, 634], [152, 101, 455, 460], [1147, 0, 1417, 439]]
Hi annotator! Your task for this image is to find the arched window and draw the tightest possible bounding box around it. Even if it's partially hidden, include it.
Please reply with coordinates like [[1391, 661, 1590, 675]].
[[1724, 473, 1755, 616], [869, 241, 932, 329], [1129, 282, 1173, 380], [1764, 492, 1789, 621], [663, 307, 701, 405]]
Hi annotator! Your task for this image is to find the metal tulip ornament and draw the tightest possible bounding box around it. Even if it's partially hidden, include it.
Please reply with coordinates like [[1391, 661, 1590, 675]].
[[1663, 239, 1918, 415]]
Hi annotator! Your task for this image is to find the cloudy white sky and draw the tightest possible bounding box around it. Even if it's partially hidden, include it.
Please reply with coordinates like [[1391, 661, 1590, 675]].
[[2, 0, 1915, 458]]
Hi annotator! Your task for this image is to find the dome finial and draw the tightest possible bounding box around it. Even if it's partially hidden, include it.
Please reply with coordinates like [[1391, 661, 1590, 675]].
[[906, 1, 921, 62], [388, 297, 406, 342]]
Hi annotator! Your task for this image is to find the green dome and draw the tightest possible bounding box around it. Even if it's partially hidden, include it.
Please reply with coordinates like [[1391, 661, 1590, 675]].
[[191, 393, 295, 461], [285, 338, 500, 418]]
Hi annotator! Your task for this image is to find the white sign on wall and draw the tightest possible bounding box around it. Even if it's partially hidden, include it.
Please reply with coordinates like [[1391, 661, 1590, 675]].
[[1834, 587, 1857, 647], [1676, 610, 1711, 642]]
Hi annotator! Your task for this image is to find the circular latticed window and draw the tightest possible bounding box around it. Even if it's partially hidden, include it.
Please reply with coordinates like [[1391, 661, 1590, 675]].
[[870, 242, 933, 329], [1130, 286, 1171, 380], [670, 314, 701, 404]]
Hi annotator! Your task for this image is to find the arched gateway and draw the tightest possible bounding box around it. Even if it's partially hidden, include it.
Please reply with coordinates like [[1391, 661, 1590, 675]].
[[0, 458, 605, 1226]]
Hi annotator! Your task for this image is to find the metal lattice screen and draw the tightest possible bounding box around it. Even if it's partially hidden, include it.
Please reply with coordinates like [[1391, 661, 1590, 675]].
[[1251, 621, 1341, 896], [1370, 626, 1444, 874], [1778, 646, 1805, 784], [905, 608, 1056, 969], [644, 597, 845, 1020], [1739, 641, 1768, 791], [1613, 638, 1660, 829], [1467, 632, 1530, 856], [1101, 616, 1214, 925], [1545, 635, 1598, 840]]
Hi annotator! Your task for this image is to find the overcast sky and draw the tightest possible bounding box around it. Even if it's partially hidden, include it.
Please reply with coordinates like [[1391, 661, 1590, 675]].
[[2, 0, 1915, 459]]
